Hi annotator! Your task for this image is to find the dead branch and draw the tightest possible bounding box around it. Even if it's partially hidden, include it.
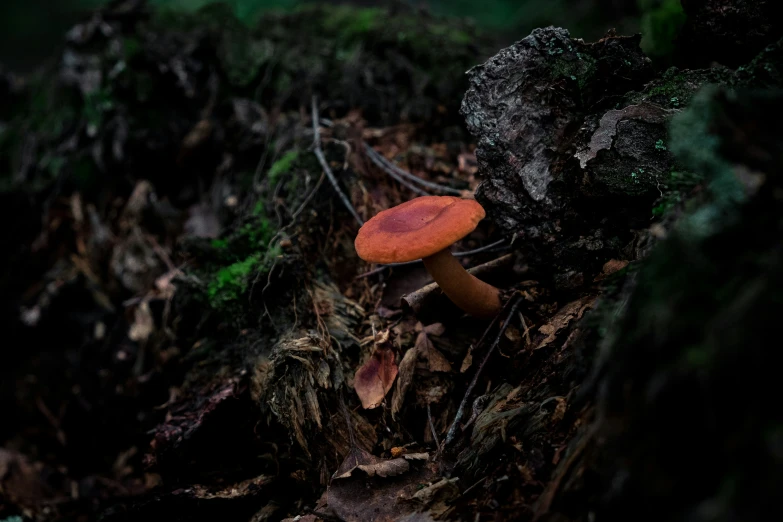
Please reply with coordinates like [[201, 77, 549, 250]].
[[363, 142, 464, 196], [354, 237, 511, 279], [441, 295, 524, 450], [311, 96, 364, 226], [401, 254, 514, 314]]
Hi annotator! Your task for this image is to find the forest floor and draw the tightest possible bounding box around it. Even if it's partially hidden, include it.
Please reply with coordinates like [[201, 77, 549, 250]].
[[1, 1, 782, 522]]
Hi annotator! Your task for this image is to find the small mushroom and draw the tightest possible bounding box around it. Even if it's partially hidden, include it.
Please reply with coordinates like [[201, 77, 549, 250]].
[[355, 196, 502, 318]]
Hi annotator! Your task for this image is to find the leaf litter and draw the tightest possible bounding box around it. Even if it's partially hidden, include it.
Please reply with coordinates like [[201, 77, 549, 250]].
[[0, 2, 640, 521]]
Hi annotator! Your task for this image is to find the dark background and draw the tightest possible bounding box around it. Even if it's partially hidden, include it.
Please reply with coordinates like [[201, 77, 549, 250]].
[[1, 0, 672, 72]]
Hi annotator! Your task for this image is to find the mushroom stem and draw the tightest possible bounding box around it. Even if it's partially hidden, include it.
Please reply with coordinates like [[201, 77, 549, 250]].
[[422, 248, 502, 319]]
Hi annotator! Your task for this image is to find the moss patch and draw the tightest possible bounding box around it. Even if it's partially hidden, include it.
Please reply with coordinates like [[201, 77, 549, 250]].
[[207, 253, 260, 307], [267, 150, 299, 187]]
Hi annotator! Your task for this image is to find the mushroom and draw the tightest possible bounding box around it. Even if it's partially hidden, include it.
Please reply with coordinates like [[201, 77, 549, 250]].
[[354, 196, 502, 318]]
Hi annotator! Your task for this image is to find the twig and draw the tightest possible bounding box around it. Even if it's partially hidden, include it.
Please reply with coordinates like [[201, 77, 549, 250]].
[[289, 172, 326, 222], [354, 237, 510, 279], [427, 403, 440, 447], [249, 173, 324, 302], [372, 160, 430, 195], [364, 143, 464, 196], [441, 295, 524, 450], [520, 312, 532, 348], [364, 145, 430, 196], [402, 254, 514, 315], [311, 96, 364, 226]]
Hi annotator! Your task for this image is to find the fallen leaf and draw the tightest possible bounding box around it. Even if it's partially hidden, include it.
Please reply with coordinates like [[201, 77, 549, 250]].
[[459, 351, 473, 373], [392, 347, 418, 417], [360, 458, 410, 478], [535, 296, 596, 350], [416, 330, 452, 373], [328, 451, 436, 522], [422, 323, 445, 336], [354, 347, 398, 409], [405, 477, 460, 518], [333, 447, 409, 480], [593, 259, 629, 281], [392, 324, 451, 416]]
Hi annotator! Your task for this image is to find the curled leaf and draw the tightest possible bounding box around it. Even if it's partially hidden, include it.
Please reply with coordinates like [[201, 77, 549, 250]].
[[333, 446, 410, 480], [355, 347, 398, 409]]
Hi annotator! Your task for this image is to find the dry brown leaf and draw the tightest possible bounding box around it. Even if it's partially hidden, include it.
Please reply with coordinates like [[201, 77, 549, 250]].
[[332, 447, 410, 480], [421, 323, 445, 336], [535, 296, 596, 350], [359, 458, 410, 478], [594, 258, 630, 281], [355, 347, 398, 409], [392, 347, 418, 417], [328, 453, 436, 522], [406, 477, 460, 518], [460, 350, 473, 373], [416, 331, 452, 373], [392, 324, 451, 416]]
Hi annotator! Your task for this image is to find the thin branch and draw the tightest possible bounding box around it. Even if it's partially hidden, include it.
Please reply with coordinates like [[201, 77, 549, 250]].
[[354, 237, 511, 279], [311, 96, 364, 226], [364, 145, 430, 196], [441, 296, 524, 450], [364, 143, 464, 196], [427, 403, 440, 447], [289, 172, 326, 222], [454, 237, 509, 258]]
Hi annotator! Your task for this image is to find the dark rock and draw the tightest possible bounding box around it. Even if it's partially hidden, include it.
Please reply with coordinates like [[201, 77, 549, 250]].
[[462, 28, 653, 233], [461, 28, 664, 280]]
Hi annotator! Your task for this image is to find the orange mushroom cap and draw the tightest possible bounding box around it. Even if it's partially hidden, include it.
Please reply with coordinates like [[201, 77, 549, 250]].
[[355, 196, 486, 264]]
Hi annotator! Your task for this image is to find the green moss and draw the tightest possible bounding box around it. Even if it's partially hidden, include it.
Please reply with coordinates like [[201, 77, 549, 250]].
[[655, 139, 667, 151], [321, 6, 381, 42], [651, 193, 681, 217], [241, 217, 274, 246], [429, 23, 473, 45], [267, 150, 299, 186], [211, 238, 229, 250], [626, 68, 734, 111], [646, 74, 687, 98], [207, 253, 260, 307]]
